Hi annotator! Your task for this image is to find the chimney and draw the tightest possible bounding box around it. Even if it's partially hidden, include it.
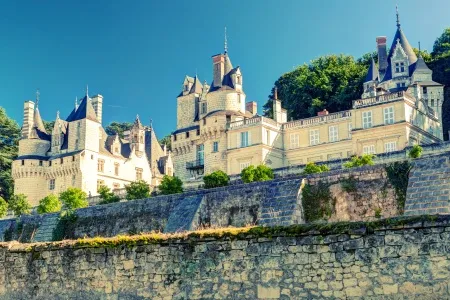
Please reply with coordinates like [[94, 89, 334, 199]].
[[376, 36, 388, 74], [212, 54, 226, 87], [317, 109, 329, 117], [246, 101, 258, 116], [91, 94, 104, 124], [22, 101, 35, 138], [274, 87, 278, 100]]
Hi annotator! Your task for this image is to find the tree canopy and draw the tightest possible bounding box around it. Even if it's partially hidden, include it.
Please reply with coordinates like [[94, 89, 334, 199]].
[[105, 122, 133, 138], [0, 107, 20, 200]]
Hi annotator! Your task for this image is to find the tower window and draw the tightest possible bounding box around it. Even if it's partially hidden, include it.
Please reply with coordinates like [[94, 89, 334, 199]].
[[49, 179, 55, 190], [39, 160, 43, 167], [201, 102, 207, 114], [21, 160, 25, 166], [60, 158, 64, 164], [98, 159, 105, 172], [395, 62, 405, 73], [114, 163, 120, 176], [186, 132, 190, 138], [213, 141, 219, 153], [136, 168, 143, 180], [423, 87, 428, 94]]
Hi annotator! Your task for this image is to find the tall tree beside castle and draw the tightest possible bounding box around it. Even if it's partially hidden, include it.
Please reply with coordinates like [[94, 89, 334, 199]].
[[0, 107, 20, 200]]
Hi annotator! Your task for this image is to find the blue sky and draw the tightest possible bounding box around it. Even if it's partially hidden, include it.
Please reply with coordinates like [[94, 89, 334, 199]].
[[0, 0, 449, 138]]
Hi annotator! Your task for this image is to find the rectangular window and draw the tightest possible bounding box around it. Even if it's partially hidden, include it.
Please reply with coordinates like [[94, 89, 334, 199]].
[[186, 132, 190, 138], [201, 103, 207, 114], [113, 183, 120, 190], [213, 141, 219, 153], [384, 141, 397, 153], [49, 161, 52, 167], [197, 144, 204, 164], [49, 179, 55, 191], [362, 111, 372, 129], [240, 162, 251, 172], [363, 145, 376, 155], [348, 123, 352, 138], [60, 158, 64, 164], [423, 87, 428, 94], [98, 159, 105, 172], [384, 106, 394, 125], [290, 133, 299, 149], [72, 156, 75, 162], [240, 131, 249, 147], [136, 168, 143, 180], [431, 99, 434, 107], [329, 126, 338, 142], [39, 160, 43, 167], [72, 175, 76, 186], [114, 163, 120, 176], [395, 62, 405, 73], [97, 180, 105, 192], [309, 129, 319, 146]]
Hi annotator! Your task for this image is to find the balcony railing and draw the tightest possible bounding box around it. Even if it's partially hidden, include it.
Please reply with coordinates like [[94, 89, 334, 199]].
[[283, 111, 352, 130], [228, 116, 279, 130], [353, 91, 415, 108], [186, 159, 204, 170]]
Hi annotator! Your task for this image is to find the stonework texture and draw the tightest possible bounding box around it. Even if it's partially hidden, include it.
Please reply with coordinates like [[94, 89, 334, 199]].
[[1, 216, 450, 299]]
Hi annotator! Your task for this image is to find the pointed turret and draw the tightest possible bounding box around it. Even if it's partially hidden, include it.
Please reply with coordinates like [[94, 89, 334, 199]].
[[66, 88, 99, 122], [190, 75, 203, 94], [365, 59, 379, 82]]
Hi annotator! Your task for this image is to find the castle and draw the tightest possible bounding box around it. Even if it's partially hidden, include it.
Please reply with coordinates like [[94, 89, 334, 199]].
[[172, 11, 444, 181], [12, 90, 173, 206]]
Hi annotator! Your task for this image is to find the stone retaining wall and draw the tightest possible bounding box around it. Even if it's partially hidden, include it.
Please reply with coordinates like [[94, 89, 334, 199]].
[[1, 215, 450, 299]]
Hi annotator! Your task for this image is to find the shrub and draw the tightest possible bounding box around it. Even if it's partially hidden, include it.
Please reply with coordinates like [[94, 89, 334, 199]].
[[125, 180, 150, 200], [60, 187, 88, 210], [385, 161, 412, 214], [0, 196, 8, 218], [158, 175, 183, 195], [241, 165, 274, 183], [303, 162, 330, 174], [98, 185, 121, 205], [408, 145, 423, 159], [374, 207, 382, 219], [203, 170, 230, 189], [301, 181, 334, 222], [340, 176, 357, 193], [37, 194, 62, 214], [343, 154, 375, 168], [8, 194, 31, 216]]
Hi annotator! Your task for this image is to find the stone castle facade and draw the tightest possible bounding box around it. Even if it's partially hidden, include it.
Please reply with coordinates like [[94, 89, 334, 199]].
[[172, 14, 444, 181], [12, 90, 173, 206]]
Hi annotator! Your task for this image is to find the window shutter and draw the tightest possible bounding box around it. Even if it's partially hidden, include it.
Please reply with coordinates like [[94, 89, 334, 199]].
[[237, 133, 241, 148], [248, 131, 251, 146]]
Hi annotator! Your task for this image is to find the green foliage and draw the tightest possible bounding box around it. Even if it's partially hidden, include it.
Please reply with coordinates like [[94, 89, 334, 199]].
[[263, 54, 371, 119], [59, 187, 88, 210], [125, 180, 150, 200], [203, 170, 230, 189], [52, 210, 78, 241], [158, 175, 183, 195], [105, 121, 133, 138], [432, 28, 450, 57], [37, 194, 62, 214], [0, 196, 8, 218], [43, 120, 55, 134], [343, 154, 375, 168], [385, 161, 412, 214], [241, 165, 274, 183], [159, 134, 172, 152], [340, 176, 357, 193], [374, 207, 382, 219], [301, 182, 334, 222], [302, 162, 330, 175], [8, 194, 31, 216], [98, 185, 121, 205], [0, 107, 20, 200], [408, 145, 423, 159]]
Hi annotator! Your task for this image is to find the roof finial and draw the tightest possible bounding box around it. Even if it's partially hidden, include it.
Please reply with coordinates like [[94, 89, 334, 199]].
[[224, 26, 228, 54], [150, 118, 153, 128], [274, 86, 278, 100], [56, 110, 60, 119], [418, 41, 421, 52], [396, 5, 400, 28], [75, 96, 78, 110], [85, 84, 89, 99], [35, 88, 40, 108]]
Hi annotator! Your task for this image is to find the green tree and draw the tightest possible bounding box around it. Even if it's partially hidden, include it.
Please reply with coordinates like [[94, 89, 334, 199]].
[[60, 187, 88, 210], [343, 155, 375, 168], [263, 54, 370, 119], [37, 194, 62, 214], [43, 120, 55, 133], [98, 185, 121, 205], [159, 134, 172, 151], [241, 165, 274, 183], [408, 145, 423, 159], [303, 162, 330, 174], [0, 196, 8, 218], [8, 194, 31, 216], [105, 122, 133, 138], [0, 107, 20, 200], [432, 28, 450, 57], [125, 180, 150, 200], [158, 175, 183, 195], [203, 170, 230, 189]]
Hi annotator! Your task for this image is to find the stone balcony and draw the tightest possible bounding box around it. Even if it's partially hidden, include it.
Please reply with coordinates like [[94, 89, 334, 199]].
[[353, 91, 416, 109], [283, 111, 352, 130], [227, 116, 279, 130]]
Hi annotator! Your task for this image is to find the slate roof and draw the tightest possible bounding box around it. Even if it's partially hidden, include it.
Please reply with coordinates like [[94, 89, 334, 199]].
[[16, 150, 83, 161], [412, 55, 432, 73], [66, 95, 98, 122], [365, 59, 379, 82], [189, 76, 203, 94], [172, 125, 200, 135]]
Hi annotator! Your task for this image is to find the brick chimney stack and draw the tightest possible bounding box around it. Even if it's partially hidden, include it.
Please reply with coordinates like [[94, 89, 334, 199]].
[[376, 36, 388, 74], [317, 109, 329, 117]]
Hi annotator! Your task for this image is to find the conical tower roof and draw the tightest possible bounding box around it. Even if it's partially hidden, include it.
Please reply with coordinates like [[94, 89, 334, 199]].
[[66, 95, 98, 122], [365, 59, 379, 82], [387, 27, 417, 65]]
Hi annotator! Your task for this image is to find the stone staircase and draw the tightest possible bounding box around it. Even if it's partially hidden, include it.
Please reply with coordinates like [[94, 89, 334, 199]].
[[32, 214, 60, 242], [164, 194, 204, 233], [258, 178, 304, 226]]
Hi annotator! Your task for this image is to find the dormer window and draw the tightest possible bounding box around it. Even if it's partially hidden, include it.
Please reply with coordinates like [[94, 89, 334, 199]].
[[237, 75, 242, 85], [395, 62, 405, 73], [184, 85, 189, 92], [201, 102, 207, 114]]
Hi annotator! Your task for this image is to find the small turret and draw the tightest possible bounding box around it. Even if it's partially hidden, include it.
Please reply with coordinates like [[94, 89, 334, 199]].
[[130, 115, 145, 154]]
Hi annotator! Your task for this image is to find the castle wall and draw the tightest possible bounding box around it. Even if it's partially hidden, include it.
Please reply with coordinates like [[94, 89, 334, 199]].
[[207, 90, 245, 114], [176, 93, 197, 129], [2, 215, 450, 299]]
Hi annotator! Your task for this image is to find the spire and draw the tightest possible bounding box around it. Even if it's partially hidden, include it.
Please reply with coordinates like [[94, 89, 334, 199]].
[[224, 26, 228, 54], [396, 5, 400, 29], [56, 111, 60, 120], [35, 89, 40, 108], [365, 58, 379, 82], [274, 86, 278, 100], [75, 97, 78, 110]]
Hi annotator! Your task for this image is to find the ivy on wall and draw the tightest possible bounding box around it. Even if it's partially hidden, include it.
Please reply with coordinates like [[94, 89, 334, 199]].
[[385, 161, 412, 214], [301, 181, 335, 222]]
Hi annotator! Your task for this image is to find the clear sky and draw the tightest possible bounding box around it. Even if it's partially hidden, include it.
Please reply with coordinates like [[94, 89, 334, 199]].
[[0, 0, 449, 137]]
